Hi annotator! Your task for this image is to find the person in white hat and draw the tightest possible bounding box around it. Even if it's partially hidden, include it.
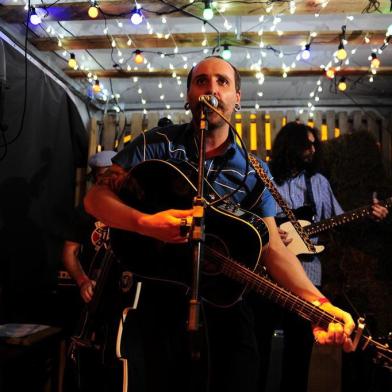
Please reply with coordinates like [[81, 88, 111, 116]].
[[62, 150, 116, 302], [61, 150, 120, 389]]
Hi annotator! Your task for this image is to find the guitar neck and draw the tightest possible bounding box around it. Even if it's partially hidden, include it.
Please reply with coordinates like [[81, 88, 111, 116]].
[[305, 197, 392, 236], [210, 247, 390, 360], [216, 248, 332, 329]]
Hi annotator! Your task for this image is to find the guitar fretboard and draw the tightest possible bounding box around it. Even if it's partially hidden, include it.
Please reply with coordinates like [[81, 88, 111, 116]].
[[305, 197, 392, 236], [205, 245, 392, 366]]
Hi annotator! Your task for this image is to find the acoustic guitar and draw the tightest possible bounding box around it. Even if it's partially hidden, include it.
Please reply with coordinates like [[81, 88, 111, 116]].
[[110, 159, 392, 374]]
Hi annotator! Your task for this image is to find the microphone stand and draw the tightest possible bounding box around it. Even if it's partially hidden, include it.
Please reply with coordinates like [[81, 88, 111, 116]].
[[187, 102, 209, 360]]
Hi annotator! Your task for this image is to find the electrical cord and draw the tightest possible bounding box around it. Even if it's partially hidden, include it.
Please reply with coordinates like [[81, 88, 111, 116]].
[[198, 99, 251, 207]]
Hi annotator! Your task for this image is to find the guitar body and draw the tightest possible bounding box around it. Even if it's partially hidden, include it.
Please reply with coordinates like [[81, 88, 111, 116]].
[[279, 220, 325, 256], [276, 205, 324, 256], [277, 194, 392, 256], [109, 161, 392, 374], [110, 159, 269, 307]]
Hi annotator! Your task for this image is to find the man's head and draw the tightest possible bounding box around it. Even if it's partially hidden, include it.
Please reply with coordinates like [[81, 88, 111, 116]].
[[269, 121, 322, 184], [88, 150, 116, 183], [157, 117, 174, 127], [186, 56, 241, 130], [186, 56, 241, 93]]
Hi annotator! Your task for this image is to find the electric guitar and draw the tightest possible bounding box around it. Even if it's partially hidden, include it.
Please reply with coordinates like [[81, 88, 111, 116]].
[[110, 159, 392, 368], [278, 197, 392, 256]]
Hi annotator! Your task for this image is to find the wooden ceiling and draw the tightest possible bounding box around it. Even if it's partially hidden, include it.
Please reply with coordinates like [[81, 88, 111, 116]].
[[1, 0, 391, 108]]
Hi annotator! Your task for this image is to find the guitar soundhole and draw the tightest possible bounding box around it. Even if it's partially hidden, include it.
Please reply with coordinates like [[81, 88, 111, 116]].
[[203, 234, 229, 276]]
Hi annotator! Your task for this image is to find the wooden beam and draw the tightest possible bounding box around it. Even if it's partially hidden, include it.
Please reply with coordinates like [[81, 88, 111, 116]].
[[64, 66, 392, 79], [1, 0, 390, 23], [31, 31, 388, 51]]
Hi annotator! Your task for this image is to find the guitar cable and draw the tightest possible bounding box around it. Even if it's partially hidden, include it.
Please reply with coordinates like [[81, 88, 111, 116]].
[[199, 99, 251, 207]]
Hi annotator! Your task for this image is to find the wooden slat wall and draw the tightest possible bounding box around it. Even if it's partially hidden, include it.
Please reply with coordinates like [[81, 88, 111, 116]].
[[88, 109, 392, 175]]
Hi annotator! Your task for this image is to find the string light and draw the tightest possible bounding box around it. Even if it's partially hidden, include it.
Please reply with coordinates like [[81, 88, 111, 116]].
[[88, 1, 99, 18], [337, 77, 347, 91], [133, 50, 144, 64], [203, 0, 214, 21], [336, 25, 347, 60], [302, 43, 311, 60], [130, 7, 143, 25], [326, 68, 335, 79], [387, 23, 392, 37], [68, 53, 77, 69], [336, 43, 347, 60], [92, 80, 101, 93], [222, 44, 232, 60], [29, 7, 41, 25], [370, 52, 380, 68]]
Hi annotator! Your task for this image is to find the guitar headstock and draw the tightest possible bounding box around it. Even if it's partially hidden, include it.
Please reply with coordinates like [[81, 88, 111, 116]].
[[367, 333, 392, 371], [360, 331, 392, 372]]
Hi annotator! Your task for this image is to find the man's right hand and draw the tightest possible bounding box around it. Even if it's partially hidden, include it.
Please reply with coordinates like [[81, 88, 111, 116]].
[[80, 279, 96, 303], [138, 209, 194, 243], [278, 227, 293, 246]]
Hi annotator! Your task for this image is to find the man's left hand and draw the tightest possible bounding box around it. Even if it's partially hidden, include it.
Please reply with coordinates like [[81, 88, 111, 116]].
[[312, 302, 355, 353], [371, 195, 388, 221]]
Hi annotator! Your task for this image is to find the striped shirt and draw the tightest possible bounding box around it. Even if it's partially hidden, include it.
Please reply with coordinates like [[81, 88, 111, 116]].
[[114, 123, 276, 217]]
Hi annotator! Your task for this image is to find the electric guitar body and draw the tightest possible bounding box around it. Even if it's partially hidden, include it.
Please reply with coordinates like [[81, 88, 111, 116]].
[[278, 195, 392, 256]]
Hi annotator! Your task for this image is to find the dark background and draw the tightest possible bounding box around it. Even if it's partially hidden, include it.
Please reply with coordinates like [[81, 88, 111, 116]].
[[0, 39, 88, 326]]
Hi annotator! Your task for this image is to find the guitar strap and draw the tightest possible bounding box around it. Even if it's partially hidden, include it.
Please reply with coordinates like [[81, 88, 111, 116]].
[[304, 173, 317, 220], [248, 153, 316, 253]]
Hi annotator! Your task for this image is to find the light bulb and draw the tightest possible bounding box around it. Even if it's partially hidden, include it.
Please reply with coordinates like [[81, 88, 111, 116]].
[[130, 8, 143, 25], [222, 44, 231, 60], [336, 43, 347, 60], [88, 5, 99, 19], [387, 23, 392, 37], [338, 78, 347, 91], [371, 57, 380, 68], [301, 44, 311, 60], [326, 68, 335, 79], [203, 0, 213, 21], [30, 7, 41, 25], [68, 53, 77, 69], [134, 50, 144, 64], [92, 80, 101, 93]]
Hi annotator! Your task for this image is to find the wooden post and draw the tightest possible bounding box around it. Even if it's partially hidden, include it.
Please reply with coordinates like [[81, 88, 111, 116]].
[[102, 113, 117, 150], [286, 110, 296, 123], [326, 111, 335, 140], [130, 112, 143, 138], [338, 112, 349, 136], [147, 111, 159, 130], [299, 111, 309, 125], [270, 111, 284, 145], [313, 111, 323, 132], [352, 110, 364, 132], [241, 111, 251, 151], [255, 111, 266, 160], [366, 111, 380, 142]]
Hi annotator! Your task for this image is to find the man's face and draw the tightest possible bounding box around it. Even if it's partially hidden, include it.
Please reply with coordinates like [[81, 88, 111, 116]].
[[186, 57, 241, 129], [301, 131, 316, 163], [93, 166, 111, 183]]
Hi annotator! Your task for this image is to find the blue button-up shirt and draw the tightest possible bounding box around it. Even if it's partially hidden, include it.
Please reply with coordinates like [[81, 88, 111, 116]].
[[113, 123, 276, 217]]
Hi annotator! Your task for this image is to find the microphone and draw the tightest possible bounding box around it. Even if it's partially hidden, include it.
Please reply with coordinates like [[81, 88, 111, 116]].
[[198, 95, 218, 108]]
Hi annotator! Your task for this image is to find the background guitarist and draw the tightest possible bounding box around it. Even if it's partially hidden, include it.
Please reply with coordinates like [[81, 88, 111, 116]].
[[62, 150, 119, 391], [62, 150, 116, 303], [265, 121, 388, 392], [84, 56, 357, 392]]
